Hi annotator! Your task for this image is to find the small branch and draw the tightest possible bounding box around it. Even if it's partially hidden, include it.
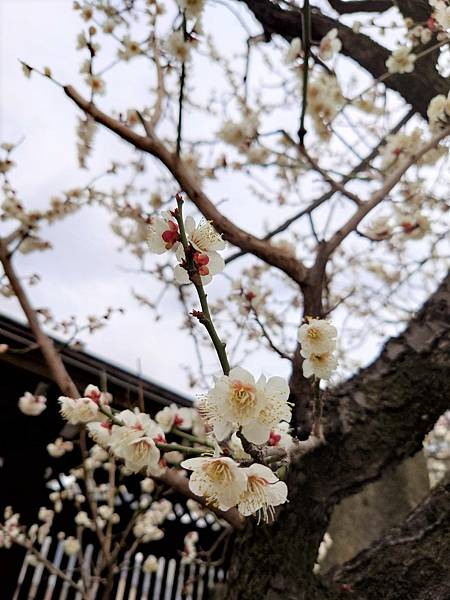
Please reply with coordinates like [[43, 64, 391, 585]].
[[314, 124, 450, 272], [298, 0, 311, 145], [250, 306, 293, 361], [176, 14, 187, 157], [0, 240, 79, 398], [327, 0, 393, 14], [301, 148, 362, 206], [174, 195, 231, 375], [63, 85, 309, 285]]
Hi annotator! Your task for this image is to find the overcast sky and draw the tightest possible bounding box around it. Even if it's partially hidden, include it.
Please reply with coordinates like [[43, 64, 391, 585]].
[[1, 0, 445, 400], [0, 0, 291, 397]]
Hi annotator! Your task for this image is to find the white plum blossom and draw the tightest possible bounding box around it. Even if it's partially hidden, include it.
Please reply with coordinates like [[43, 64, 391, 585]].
[[86, 421, 113, 446], [174, 217, 225, 285], [143, 555, 159, 573], [155, 403, 194, 432], [398, 211, 431, 240], [218, 116, 258, 150], [319, 28, 341, 61], [47, 437, 74, 458], [108, 409, 165, 475], [201, 368, 291, 444], [181, 456, 248, 510], [0, 509, 22, 548], [58, 396, 100, 424], [18, 392, 47, 416], [432, 0, 450, 30], [427, 92, 450, 131], [284, 37, 302, 64], [364, 215, 393, 241], [85, 74, 106, 95], [237, 464, 288, 522], [63, 536, 81, 556], [386, 47, 416, 74], [301, 350, 338, 380], [167, 30, 191, 62], [147, 213, 180, 254], [182, 531, 199, 563], [243, 376, 292, 445], [297, 318, 337, 356], [298, 318, 338, 380], [201, 367, 261, 440]]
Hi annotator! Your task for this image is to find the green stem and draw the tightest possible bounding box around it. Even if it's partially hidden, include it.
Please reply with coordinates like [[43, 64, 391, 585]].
[[172, 427, 215, 447], [156, 441, 212, 455], [176, 14, 187, 157], [175, 196, 230, 375]]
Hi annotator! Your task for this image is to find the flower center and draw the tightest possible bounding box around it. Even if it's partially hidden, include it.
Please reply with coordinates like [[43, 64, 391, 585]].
[[204, 460, 233, 483], [229, 381, 257, 418], [307, 327, 320, 340]]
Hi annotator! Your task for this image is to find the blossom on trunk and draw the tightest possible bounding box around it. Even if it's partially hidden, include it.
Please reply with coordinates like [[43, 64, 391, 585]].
[[301, 350, 338, 380], [237, 464, 288, 522], [297, 318, 337, 356], [18, 392, 47, 416], [181, 456, 247, 510]]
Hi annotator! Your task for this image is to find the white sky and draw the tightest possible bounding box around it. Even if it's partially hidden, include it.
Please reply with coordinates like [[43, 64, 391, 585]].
[[1, 0, 447, 398], [0, 0, 285, 396]]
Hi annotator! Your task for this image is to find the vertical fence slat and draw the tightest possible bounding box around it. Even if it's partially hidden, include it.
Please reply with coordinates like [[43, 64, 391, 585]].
[[58, 552, 77, 600], [43, 540, 64, 600], [28, 537, 51, 600], [152, 557, 166, 600]]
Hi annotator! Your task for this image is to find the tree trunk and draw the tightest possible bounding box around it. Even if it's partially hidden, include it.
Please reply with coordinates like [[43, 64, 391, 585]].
[[321, 451, 429, 570]]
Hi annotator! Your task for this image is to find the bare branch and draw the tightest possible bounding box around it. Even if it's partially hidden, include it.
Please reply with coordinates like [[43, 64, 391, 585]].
[[63, 85, 309, 286]]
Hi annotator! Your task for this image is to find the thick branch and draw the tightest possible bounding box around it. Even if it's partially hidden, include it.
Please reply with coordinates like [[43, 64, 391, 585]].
[[239, 0, 450, 118], [330, 475, 450, 599], [0, 242, 79, 398], [327, 0, 392, 14], [64, 85, 309, 286]]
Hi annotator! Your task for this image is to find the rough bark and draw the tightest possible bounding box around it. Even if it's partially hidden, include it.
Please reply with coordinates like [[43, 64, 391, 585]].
[[225, 272, 450, 599], [239, 0, 450, 118], [329, 474, 450, 599]]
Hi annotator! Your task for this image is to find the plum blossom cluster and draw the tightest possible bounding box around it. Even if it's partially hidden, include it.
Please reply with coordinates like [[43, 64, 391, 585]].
[[182, 456, 287, 522], [298, 318, 338, 380], [147, 211, 226, 285], [199, 367, 291, 445], [87, 408, 166, 476], [58, 384, 110, 425], [427, 92, 450, 131]]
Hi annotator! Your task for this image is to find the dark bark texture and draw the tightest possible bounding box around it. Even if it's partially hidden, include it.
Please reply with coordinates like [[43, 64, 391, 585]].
[[224, 272, 450, 599], [330, 474, 450, 599]]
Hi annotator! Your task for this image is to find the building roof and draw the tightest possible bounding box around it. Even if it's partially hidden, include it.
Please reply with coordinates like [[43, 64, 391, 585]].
[[0, 312, 191, 411]]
